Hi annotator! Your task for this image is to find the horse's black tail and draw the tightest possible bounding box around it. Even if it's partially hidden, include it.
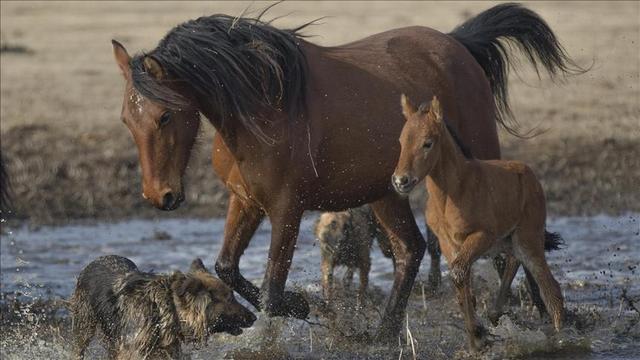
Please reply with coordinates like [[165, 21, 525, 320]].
[[449, 3, 587, 137], [544, 230, 564, 251], [0, 150, 12, 215]]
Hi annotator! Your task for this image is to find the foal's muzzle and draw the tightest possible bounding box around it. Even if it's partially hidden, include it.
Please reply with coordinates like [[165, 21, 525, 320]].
[[392, 174, 418, 194]]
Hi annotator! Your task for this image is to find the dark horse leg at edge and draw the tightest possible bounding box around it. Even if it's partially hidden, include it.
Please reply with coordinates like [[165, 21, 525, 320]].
[[111, 4, 581, 339]]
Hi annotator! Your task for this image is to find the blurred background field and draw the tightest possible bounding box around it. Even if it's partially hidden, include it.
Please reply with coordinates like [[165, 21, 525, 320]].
[[1, 1, 639, 224]]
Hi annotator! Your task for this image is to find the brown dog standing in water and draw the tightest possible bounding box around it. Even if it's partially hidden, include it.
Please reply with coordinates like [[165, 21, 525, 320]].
[[70, 256, 256, 359], [393, 96, 564, 350], [315, 205, 393, 301]]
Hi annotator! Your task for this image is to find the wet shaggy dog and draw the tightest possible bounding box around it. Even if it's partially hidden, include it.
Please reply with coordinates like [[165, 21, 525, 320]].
[[315, 205, 393, 301], [70, 255, 256, 359]]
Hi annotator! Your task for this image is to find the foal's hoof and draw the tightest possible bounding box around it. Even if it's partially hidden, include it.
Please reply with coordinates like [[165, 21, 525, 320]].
[[263, 291, 309, 320]]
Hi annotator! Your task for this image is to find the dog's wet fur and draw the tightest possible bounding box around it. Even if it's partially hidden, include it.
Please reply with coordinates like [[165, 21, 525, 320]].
[[69, 255, 256, 359], [315, 205, 394, 301]]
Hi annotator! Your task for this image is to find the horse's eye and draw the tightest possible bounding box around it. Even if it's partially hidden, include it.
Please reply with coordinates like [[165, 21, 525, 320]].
[[423, 140, 434, 150], [159, 111, 172, 127]]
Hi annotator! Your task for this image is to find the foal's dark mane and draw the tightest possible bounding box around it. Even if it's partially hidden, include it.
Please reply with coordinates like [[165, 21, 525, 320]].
[[129, 13, 312, 143]]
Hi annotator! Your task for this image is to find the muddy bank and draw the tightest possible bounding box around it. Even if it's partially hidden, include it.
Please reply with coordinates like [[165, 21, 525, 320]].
[[1, 123, 639, 225]]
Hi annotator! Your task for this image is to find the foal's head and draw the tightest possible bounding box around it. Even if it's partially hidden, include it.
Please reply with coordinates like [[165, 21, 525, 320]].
[[112, 41, 200, 211], [392, 95, 444, 194]]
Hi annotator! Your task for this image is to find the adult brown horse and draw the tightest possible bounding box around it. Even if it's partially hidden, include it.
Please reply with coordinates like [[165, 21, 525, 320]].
[[111, 3, 580, 339]]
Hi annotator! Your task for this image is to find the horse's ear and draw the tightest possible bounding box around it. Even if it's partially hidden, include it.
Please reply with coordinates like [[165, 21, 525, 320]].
[[400, 94, 416, 119], [143, 55, 165, 80], [112, 40, 131, 78], [428, 96, 443, 124]]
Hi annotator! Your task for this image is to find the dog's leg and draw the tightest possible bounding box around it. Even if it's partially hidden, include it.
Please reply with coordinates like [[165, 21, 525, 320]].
[[215, 194, 265, 310], [358, 258, 370, 306], [321, 258, 334, 301]]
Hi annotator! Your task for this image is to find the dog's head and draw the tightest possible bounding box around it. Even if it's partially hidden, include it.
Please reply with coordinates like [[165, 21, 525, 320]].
[[171, 259, 256, 340], [315, 211, 351, 254]]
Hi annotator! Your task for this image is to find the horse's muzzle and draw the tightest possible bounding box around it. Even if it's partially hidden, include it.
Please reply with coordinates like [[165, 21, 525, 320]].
[[392, 174, 418, 195], [159, 190, 184, 211]]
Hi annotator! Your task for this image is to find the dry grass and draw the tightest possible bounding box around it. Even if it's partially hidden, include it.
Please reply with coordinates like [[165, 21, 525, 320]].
[[1, 1, 638, 223]]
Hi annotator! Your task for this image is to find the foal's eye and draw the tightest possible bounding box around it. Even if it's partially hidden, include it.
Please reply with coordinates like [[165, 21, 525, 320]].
[[158, 111, 172, 127], [423, 140, 434, 150]]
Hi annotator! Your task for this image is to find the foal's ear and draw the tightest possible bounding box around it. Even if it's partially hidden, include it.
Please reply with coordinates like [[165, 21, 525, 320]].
[[143, 55, 165, 80], [112, 39, 131, 78], [189, 258, 209, 274], [428, 96, 443, 124], [400, 94, 417, 119]]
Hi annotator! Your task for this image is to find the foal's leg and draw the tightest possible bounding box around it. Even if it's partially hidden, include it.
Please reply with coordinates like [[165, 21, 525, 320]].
[[450, 232, 494, 351], [513, 229, 564, 331], [261, 199, 309, 319], [489, 255, 519, 325], [215, 194, 265, 309], [370, 193, 426, 340]]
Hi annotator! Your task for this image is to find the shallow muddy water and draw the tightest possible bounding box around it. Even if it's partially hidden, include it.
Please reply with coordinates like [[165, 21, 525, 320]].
[[1, 214, 639, 359]]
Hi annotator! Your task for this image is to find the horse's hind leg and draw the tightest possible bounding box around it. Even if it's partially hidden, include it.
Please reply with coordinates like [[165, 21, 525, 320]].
[[370, 193, 426, 340], [490, 255, 519, 325], [513, 229, 564, 331], [215, 194, 265, 310], [426, 227, 442, 291]]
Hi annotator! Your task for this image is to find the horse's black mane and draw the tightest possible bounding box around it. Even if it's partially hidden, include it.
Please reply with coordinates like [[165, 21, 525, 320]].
[[129, 12, 312, 143], [444, 122, 473, 159]]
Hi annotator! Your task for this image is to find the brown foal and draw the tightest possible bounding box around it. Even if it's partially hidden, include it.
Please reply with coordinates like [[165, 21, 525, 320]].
[[393, 96, 564, 350]]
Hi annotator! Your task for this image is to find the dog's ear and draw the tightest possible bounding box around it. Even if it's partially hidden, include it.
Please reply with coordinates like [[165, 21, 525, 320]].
[[189, 258, 209, 274], [174, 276, 205, 298]]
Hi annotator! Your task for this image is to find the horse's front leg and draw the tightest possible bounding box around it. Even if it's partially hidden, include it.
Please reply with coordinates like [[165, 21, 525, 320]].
[[261, 199, 309, 319], [370, 193, 426, 340], [215, 193, 265, 309]]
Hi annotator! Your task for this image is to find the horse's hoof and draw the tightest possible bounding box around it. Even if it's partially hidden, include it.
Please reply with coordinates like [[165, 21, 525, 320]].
[[488, 311, 502, 326], [469, 325, 490, 351], [283, 291, 310, 319]]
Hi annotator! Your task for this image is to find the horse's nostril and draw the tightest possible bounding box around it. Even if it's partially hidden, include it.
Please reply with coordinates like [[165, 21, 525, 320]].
[[396, 175, 409, 186], [162, 192, 175, 209]]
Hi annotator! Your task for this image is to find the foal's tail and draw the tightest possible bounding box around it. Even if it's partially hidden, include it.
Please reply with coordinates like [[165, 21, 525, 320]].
[[544, 230, 564, 251], [449, 3, 587, 137]]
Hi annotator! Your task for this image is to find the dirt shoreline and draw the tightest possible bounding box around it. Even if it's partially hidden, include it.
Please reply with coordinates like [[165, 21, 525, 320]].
[[2, 124, 639, 226]]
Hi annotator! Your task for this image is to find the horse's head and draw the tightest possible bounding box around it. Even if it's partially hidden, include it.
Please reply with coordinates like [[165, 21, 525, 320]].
[[112, 40, 200, 211], [392, 95, 444, 195]]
